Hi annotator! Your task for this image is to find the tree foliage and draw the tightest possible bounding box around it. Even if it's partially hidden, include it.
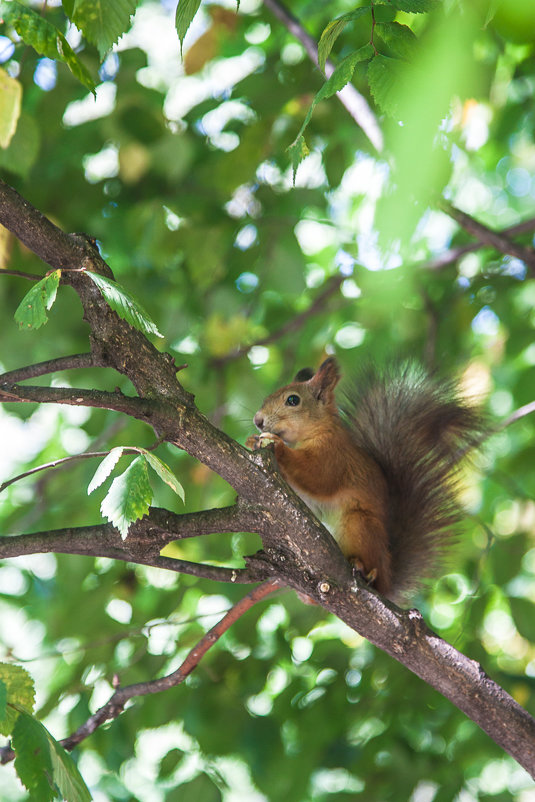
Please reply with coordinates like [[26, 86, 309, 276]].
[[1, 0, 535, 800]]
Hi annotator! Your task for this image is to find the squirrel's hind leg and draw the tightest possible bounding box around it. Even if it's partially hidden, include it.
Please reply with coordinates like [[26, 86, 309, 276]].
[[337, 510, 392, 596]]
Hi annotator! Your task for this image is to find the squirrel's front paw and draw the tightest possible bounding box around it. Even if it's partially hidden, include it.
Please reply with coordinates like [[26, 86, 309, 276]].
[[246, 432, 280, 451]]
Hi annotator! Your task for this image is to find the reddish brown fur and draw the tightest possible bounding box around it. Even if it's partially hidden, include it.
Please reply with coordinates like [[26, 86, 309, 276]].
[[247, 357, 483, 600]]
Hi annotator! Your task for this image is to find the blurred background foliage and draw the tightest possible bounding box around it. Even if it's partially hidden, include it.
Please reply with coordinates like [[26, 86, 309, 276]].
[[0, 0, 535, 799]]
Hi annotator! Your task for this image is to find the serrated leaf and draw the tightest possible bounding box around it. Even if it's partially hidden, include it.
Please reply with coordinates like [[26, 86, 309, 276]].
[[176, 0, 202, 55], [48, 729, 92, 802], [12, 711, 55, 802], [143, 452, 185, 502], [0, 664, 35, 736], [12, 709, 92, 802], [375, 22, 417, 61], [100, 456, 152, 539], [0, 68, 22, 149], [0, 681, 6, 721], [318, 6, 371, 72], [367, 54, 401, 117], [87, 447, 125, 494], [0, 2, 95, 93], [86, 271, 164, 338], [287, 135, 310, 185], [294, 44, 374, 145], [70, 0, 138, 58], [14, 270, 60, 330], [383, 0, 439, 12]]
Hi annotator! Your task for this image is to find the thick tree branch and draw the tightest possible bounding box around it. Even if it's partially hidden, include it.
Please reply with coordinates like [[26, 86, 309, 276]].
[[0, 579, 281, 763], [441, 202, 535, 273], [262, 0, 383, 151], [0, 383, 154, 418]]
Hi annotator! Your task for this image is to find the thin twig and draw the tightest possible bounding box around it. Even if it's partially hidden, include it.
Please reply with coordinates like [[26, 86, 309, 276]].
[[0, 268, 42, 281], [424, 216, 535, 271], [0, 441, 165, 493], [441, 203, 535, 273], [0, 353, 94, 384], [212, 274, 345, 367], [262, 0, 383, 151]]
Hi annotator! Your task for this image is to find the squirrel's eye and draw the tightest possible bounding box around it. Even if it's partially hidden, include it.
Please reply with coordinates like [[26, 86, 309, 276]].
[[285, 394, 300, 407]]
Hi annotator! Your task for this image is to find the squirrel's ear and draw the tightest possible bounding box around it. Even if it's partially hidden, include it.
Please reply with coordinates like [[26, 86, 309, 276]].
[[309, 357, 341, 401], [293, 367, 315, 382]]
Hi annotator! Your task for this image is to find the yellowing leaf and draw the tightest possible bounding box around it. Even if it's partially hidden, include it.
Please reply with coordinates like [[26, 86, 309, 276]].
[[0, 69, 22, 149]]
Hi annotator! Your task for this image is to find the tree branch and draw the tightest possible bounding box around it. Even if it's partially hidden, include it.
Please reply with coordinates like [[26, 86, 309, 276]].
[[0, 579, 281, 763], [212, 274, 345, 368], [1, 180, 534, 776], [262, 0, 383, 151], [0, 353, 95, 384], [441, 203, 535, 273], [0, 383, 154, 419], [424, 216, 535, 271]]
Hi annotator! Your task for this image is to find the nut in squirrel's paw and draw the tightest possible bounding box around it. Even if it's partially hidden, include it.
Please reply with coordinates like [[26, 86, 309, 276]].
[[246, 432, 280, 451]]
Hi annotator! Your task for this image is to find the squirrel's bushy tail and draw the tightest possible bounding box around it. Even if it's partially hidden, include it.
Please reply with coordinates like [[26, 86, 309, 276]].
[[342, 363, 484, 600]]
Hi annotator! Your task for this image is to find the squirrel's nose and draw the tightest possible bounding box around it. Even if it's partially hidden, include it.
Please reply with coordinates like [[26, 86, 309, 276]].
[[254, 412, 264, 430]]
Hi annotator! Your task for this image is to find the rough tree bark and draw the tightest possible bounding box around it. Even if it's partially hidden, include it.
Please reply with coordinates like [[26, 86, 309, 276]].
[[0, 178, 534, 778]]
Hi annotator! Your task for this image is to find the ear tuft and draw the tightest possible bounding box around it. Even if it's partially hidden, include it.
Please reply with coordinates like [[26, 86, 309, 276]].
[[309, 357, 341, 401]]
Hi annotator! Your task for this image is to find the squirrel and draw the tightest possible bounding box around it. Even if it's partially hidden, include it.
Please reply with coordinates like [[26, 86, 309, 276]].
[[246, 357, 483, 601]]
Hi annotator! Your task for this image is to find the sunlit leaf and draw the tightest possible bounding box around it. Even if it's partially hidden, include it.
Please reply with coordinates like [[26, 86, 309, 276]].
[[14, 270, 60, 331], [176, 0, 202, 55], [0, 664, 35, 736], [287, 135, 310, 185], [367, 55, 401, 117], [375, 22, 417, 60], [318, 7, 371, 72], [143, 451, 185, 501], [86, 271, 164, 338], [295, 45, 374, 144], [0, 681, 6, 722], [100, 455, 153, 538], [0, 1, 95, 92], [69, 0, 138, 58], [0, 69, 22, 149], [383, 0, 439, 12], [87, 447, 125, 495]]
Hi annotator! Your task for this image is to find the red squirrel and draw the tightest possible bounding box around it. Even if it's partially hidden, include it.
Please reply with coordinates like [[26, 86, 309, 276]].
[[246, 357, 482, 600]]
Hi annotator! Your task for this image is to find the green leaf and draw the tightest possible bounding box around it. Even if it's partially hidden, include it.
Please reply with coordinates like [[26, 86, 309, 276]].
[[100, 455, 153, 538], [143, 451, 185, 502], [294, 45, 374, 144], [12, 711, 56, 802], [318, 7, 371, 72], [0, 68, 22, 149], [0, 2, 95, 93], [12, 709, 92, 802], [62, 0, 75, 17], [367, 54, 401, 117], [287, 135, 310, 185], [86, 271, 164, 338], [70, 0, 139, 58], [0, 680, 7, 721], [87, 447, 125, 494], [0, 664, 35, 736], [14, 270, 60, 331], [509, 597, 535, 641], [176, 0, 202, 55], [382, 0, 439, 12], [375, 22, 418, 61]]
